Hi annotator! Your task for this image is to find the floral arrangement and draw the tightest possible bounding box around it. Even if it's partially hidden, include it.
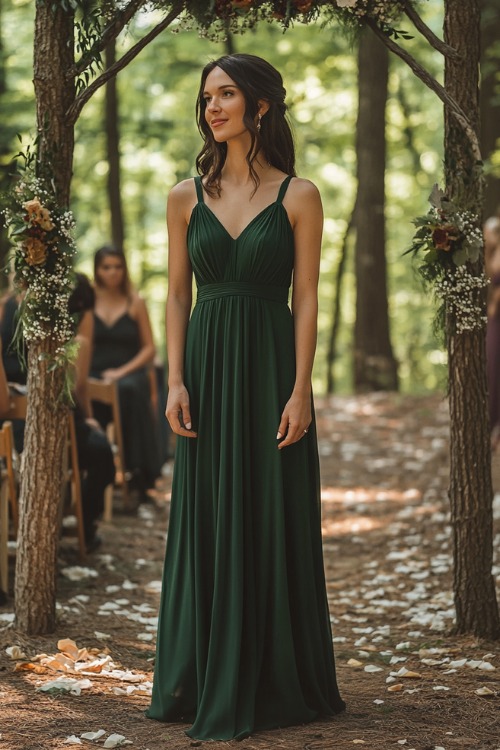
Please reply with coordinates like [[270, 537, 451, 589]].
[[2, 153, 78, 378], [181, 0, 408, 36], [407, 185, 487, 335]]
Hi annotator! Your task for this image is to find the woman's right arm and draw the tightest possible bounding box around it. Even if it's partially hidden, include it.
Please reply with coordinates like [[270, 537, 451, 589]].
[[165, 181, 197, 438]]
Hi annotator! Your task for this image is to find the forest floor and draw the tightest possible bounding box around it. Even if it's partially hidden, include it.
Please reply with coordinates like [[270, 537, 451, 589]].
[[1, 392, 499, 750]]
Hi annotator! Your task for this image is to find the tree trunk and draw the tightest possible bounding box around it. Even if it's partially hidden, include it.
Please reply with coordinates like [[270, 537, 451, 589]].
[[14, 342, 67, 633], [353, 28, 398, 392], [0, 0, 11, 285], [105, 38, 125, 251], [326, 207, 355, 394], [14, 2, 75, 634], [480, 0, 500, 219], [444, 0, 500, 638]]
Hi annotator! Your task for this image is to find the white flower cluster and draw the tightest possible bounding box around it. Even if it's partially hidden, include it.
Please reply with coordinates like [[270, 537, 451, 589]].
[[335, 0, 404, 24], [455, 210, 483, 245], [21, 255, 75, 345], [435, 265, 488, 334]]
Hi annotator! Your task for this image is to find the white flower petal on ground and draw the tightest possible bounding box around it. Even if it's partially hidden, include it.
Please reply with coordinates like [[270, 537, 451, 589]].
[[37, 678, 93, 696], [64, 737, 82, 745], [94, 631, 111, 640], [103, 734, 132, 748], [122, 580, 138, 590], [5, 646, 27, 660], [475, 686, 495, 696], [61, 566, 98, 581], [364, 664, 383, 673], [81, 730, 106, 740]]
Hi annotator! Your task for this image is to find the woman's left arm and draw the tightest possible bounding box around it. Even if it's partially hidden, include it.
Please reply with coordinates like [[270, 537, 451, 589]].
[[277, 179, 322, 449], [103, 296, 156, 381]]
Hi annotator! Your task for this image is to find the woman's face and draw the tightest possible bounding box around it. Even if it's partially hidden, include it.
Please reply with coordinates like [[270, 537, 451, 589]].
[[202, 66, 249, 143], [96, 255, 125, 290]]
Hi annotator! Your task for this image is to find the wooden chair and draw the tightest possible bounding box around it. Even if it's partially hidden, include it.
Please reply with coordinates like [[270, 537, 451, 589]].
[[6, 391, 86, 560], [0, 422, 15, 596], [87, 377, 129, 520]]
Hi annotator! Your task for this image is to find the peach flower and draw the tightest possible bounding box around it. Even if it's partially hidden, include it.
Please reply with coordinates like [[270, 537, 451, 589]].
[[24, 237, 48, 266]]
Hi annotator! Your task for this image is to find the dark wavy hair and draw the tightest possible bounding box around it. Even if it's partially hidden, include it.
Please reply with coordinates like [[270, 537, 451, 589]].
[[69, 272, 95, 316], [93, 245, 131, 298], [195, 53, 296, 197]]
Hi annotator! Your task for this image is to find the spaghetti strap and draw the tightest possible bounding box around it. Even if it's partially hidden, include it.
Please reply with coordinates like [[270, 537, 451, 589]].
[[194, 176, 204, 204], [276, 175, 293, 205]]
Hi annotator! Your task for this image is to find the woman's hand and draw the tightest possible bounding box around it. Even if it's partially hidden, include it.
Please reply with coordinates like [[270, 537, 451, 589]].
[[276, 391, 311, 449], [166, 384, 197, 438], [102, 367, 125, 382]]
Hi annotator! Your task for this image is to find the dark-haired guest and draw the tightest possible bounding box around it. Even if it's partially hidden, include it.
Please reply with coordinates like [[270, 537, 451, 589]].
[[91, 246, 161, 501]]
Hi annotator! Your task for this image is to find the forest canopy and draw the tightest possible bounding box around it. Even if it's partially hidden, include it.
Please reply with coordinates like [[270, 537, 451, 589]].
[[0, 0, 457, 393]]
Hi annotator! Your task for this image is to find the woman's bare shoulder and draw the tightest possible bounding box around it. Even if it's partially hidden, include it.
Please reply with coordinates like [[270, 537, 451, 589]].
[[168, 178, 197, 206], [288, 177, 321, 202]]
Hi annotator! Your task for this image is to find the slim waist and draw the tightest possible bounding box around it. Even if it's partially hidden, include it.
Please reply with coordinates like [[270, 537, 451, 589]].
[[195, 282, 289, 304]]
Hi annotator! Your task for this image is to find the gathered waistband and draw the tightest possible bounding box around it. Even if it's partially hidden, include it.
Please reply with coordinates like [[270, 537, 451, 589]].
[[196, 282, 289, 304]]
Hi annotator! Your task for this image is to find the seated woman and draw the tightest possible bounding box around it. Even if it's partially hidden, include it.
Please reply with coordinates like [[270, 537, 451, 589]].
[[90, 246, 161, 500], [69, 274, 115, 551]]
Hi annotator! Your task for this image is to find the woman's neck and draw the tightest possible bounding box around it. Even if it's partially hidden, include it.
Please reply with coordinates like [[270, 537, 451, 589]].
[[221, 139, 270, 187]]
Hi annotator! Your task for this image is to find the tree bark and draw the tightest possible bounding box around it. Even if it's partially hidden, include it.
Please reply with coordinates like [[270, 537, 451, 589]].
[[0, 0, 10, 287], [444, 0, 500, 639], [14, 1, 75, 635], [480, 0, 500, 219], [14, 342, 67, 633], [353, 28, 398, 392], [105, 38, 125, 251]]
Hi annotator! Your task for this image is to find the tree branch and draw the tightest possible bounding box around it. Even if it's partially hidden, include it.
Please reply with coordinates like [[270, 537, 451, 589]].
[[402, 0, 461, 59], [67, 3, 183, 126], [69, 0, 150, 80], [367, 20, 481, 163]]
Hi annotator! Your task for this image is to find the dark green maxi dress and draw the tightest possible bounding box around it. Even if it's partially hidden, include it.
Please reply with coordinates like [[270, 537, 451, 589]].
[[147, 175, 345, 740]]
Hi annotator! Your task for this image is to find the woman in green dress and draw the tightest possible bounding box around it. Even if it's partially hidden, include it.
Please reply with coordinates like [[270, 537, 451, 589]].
[[147, 53, 345, 740]]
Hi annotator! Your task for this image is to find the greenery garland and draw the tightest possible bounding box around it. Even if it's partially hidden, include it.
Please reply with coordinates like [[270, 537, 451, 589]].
[[178, 0, 410, 37], [2, 146, 78, 390], [406, 185, 487, 336]]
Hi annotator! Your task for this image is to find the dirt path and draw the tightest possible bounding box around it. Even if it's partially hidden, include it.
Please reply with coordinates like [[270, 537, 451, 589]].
[[1, 393, 499, 750]]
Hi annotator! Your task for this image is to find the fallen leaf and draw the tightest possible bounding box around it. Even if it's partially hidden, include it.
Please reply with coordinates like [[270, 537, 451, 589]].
[[393, 668, 422, 679], [5, 646, 27, 660], [14, 662, 46, 674], [387, 684, 404, 692], [347, 659, 364, 667], [58, 639, 80, 660]]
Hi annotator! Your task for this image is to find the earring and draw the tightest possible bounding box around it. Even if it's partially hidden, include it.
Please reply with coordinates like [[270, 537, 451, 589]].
[[257, 113, 262, 132]]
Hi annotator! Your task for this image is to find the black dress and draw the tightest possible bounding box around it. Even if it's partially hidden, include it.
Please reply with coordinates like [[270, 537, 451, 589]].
[[91, 312, 161, 489]]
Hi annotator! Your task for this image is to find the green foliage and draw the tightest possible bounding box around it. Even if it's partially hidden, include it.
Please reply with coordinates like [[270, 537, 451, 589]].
[[2, 0, 455, 394]]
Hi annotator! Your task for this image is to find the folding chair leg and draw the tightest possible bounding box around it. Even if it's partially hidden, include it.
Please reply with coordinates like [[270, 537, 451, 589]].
[[0, 481, 9, 596], [103, 484, 113, 523]]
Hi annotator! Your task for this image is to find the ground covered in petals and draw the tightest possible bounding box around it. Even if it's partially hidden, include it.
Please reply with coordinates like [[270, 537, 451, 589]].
[[1, 393, 499, 750]]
